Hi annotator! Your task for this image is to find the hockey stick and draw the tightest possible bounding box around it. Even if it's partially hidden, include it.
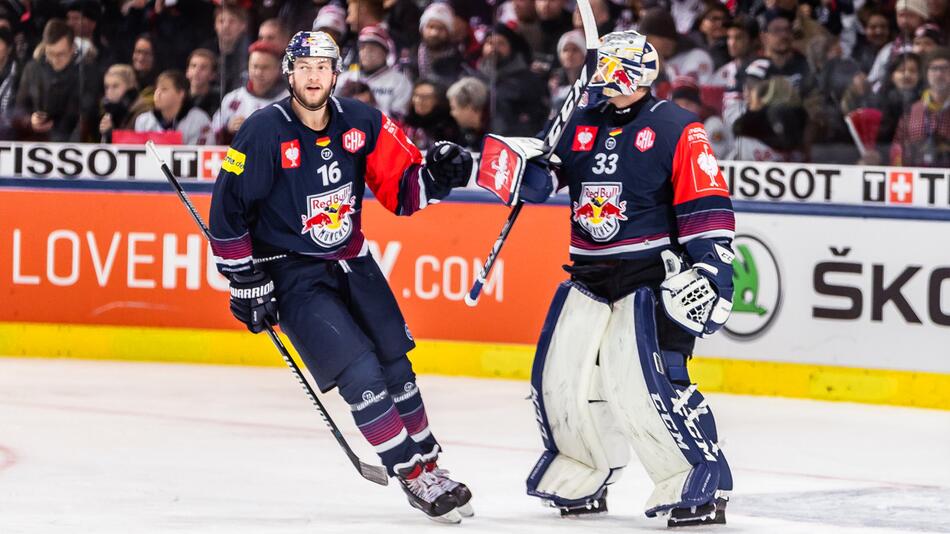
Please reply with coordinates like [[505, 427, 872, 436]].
[[465, 0, 600, 306], [145, 141, 389, 487]]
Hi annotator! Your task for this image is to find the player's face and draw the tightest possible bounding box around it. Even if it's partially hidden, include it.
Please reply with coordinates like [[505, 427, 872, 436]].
[[291, 57, 336, 109]]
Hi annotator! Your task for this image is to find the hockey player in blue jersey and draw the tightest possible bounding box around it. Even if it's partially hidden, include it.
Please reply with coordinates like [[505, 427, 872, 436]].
[[208, 31, 474, 524], [491, 31, 735, 527]]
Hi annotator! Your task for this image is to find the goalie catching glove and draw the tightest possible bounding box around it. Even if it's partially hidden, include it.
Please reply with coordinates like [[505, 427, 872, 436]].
[[229, 270, 279, 333], [659, 241, 735, 338], [423, 141, 473, 200]]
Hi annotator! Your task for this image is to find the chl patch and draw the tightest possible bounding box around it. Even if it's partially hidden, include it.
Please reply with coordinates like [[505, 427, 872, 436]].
[[221, 147, 246, 175], [635, 127, 655, 152], [572, 125, 598, 151], [281, 139, 301, 169], [343, 128, 366, 153]]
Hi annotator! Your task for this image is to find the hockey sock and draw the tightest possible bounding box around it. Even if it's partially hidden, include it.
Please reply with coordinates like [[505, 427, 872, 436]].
[[382, 357, 440, 460], [336, 354, 424, 476]]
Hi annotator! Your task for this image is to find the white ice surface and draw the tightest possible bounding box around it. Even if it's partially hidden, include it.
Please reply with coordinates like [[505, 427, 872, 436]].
[[1, 357, 948, 533]]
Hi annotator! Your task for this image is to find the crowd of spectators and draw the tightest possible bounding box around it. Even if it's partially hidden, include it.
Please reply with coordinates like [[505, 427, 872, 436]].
[[0, 0, 946, 166]]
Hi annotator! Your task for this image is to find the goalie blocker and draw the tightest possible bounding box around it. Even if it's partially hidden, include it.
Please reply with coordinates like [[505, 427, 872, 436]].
[[526, 282, 732, 523]]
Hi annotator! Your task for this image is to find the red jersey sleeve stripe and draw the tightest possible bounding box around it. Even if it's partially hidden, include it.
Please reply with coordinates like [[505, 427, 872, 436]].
[[365, 114, 423, 214]]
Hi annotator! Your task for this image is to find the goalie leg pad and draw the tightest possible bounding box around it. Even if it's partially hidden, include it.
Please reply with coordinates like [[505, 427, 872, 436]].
[[599, 287, 728, 516], [526, 282, 630, 508]]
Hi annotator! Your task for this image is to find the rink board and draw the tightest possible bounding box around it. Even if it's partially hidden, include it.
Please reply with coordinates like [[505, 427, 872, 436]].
[[2, 163, 950, 409]]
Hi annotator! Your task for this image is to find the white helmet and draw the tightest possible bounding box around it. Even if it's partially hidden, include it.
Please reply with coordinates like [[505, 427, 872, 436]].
[[590, 30, 660, 98], [282, 30, 342, 75]]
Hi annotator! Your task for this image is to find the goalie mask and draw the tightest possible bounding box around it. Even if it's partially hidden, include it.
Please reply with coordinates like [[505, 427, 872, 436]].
[[587, 31, 659, 107], [282, 30, 342, 75]]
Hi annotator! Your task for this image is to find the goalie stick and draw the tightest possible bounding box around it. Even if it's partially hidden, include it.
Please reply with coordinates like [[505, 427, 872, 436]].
[[145, 141, 389, 487], [465, 0, 600, 306]]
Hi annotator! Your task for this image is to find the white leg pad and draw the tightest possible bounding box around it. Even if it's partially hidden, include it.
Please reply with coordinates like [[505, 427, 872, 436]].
[[600, 289, 711, 514], [526, 283, 630, 507]]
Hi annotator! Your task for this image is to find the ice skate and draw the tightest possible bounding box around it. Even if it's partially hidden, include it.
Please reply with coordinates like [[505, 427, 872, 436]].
[[396, 463, 462, 524], [426, 462, 474, 518], [667, 496, 727, 527], [558, 490, 608, 517]]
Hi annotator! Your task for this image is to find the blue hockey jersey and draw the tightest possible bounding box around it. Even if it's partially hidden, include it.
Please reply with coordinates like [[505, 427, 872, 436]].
[[553, 95, 735, 263], [208, 96, 430, 274]]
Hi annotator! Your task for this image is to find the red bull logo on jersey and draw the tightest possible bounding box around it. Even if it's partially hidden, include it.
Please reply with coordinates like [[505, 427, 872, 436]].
[[300, 183, 356, 247], [572, 182, 628, 241]]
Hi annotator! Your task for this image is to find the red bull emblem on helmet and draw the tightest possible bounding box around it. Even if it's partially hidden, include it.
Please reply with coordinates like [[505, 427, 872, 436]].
[[301, 183, 356, 246], [572, 182, 628, 241]]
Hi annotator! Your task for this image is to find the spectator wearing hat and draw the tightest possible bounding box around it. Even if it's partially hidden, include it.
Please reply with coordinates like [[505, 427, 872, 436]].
[[689, 1, 731, 70], [760, 9, 810, 92], [208, 40, 287, 145], [313, 4, 351, 67], [186, 48, 220, 118], [548, 29, 585, 112], [868, 0, 929, 85], [336, 25, 412, 117], [407, 2, 466, 89], [852, 8, 891, 74], [0, 26, 20, 139], [13, 19, 99, 142], [402, 78, 460, 151], [912, 23, 944, 57], [639, 7, 715, 88], [477, 22, 548, 137], [890, 47, 950, 166], [447, 76, 489, 151], [201, 4, 250, 98], [313, 4, 347, 46], [134, 69, 211, 145]]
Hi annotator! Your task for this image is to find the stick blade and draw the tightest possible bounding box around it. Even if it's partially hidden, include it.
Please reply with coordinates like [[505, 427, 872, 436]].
[[359, 462, 389, 486]]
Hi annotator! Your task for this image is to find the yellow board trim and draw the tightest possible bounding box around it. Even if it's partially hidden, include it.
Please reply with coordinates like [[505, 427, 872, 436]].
[[2, 322, 948, 410]]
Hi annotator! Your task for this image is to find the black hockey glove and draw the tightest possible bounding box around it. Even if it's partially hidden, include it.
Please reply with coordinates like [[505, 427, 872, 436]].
[[424, 141, 473, 199], [229, 270, 279, 334]]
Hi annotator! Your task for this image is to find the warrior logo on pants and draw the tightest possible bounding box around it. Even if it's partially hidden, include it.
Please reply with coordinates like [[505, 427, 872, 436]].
[[301, 183, 356, 247], [572, 182, 628, 241]]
